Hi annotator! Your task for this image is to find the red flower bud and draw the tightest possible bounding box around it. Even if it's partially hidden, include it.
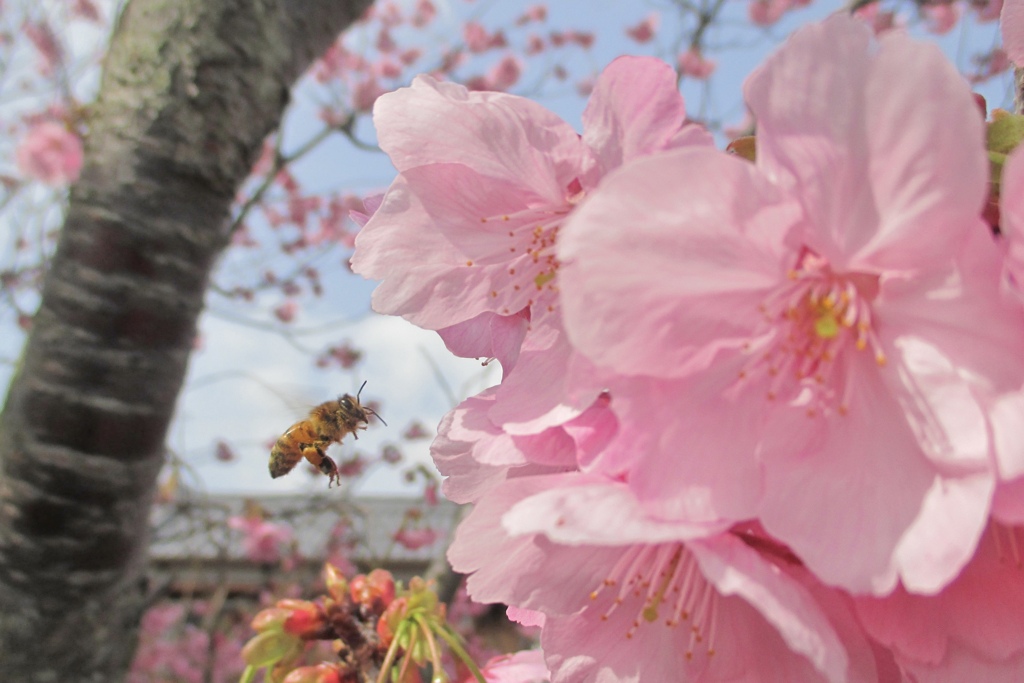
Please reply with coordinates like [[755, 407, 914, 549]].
[[350, 568, 395, 609], [282, 663, 344, 683], [277, 599, 325, 637]]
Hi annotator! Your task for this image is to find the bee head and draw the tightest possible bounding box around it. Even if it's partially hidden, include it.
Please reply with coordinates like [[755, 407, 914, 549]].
[[338, 381, 387, 427]]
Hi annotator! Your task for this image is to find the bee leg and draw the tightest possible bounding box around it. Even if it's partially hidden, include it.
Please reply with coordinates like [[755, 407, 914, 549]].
[[318, 454, 341, 488]]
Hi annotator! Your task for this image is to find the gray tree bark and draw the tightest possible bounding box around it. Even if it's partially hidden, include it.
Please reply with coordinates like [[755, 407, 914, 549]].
[[0, 0, 372, 679]]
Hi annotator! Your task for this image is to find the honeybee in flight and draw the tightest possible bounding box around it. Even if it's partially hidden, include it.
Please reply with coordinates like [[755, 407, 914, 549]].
[[269, 382, 385, 487]]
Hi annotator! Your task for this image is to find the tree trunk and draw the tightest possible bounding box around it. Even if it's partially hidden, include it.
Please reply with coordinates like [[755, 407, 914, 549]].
[[0, 0, 372, 679]]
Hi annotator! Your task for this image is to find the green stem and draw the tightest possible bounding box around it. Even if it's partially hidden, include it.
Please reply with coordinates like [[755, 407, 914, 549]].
[[412, 615, 445, 681], [375, 623, 409, 683], [238, 665, 257, 683], [395, 625, 420, 683], [434, 626, 486, 683]]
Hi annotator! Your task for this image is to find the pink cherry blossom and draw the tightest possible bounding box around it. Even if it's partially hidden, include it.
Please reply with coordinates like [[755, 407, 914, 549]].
[[430, 387, 616, 504], [15, 121, 83, 185], [470, 650, 549, 683], [448, 473, 886, 683], [557, 15, 1022, 595], [352, 56, 710, 430], [353, 56, 703, 335], [854, 521, 1024, 681]]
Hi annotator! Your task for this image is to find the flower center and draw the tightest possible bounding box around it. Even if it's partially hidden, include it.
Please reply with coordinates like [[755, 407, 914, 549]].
[[741, 250, 883, 417], [470, 179, 584, 319], [589, 543, 718, 660]]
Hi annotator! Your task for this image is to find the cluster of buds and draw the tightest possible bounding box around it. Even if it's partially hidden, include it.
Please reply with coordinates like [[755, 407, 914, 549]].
[[240, 564, 484, 683]]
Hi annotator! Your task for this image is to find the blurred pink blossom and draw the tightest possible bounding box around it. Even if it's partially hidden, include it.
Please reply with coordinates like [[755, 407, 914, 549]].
[[749, 0, 789, 26], [376, 27, 396, 53], [398, 48, 422, 66], [924, 1, 961, 33], [228, 515, 293, 564], [393, 527, 438, 550], [16, 121, 82, 185], [677, 47, 716, 79], [412, 0, 437, 27], [70, 0, 102, 22], [464, 21, 506, 52], [626, 13, 659, 43], [516, 5, 548, 25], [23, 20, 62, 76], [854, 2, 902, 34], [969, 47, 1012, 83], [352, 77, 385, 112], [976, 0, 1004, 21], [273, 301, 298, 323], [214, 440, 236, 462], [485, 55, 523, 91]]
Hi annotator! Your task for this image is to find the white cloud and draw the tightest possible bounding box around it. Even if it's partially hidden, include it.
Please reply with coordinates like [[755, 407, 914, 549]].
[[170, 310, 499, 497]]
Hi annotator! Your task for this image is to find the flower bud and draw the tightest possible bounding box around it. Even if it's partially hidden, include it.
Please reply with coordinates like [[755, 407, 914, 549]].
[[350, 568, 395, 608], [282, 663, 344, 683], [278, 600, 325, 637], [250, 607, 290, 632], [323, 562, 349, 602], [377, 596, 408, 645]]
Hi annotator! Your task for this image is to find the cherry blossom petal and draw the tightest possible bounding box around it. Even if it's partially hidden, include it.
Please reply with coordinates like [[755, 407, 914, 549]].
[[374, 75, 586, 202], [745, 15, 986, 272], [474, 650, 550, 683], [487, 318, 604, 434], [447, 476, 623, 612], [558, 147, 801, 378], [604, 370, 766, 524], [854, 32, 986, 271], [351, 179, 500, 328], [744, 15, 875, 266], [855, 522, 1024, 679], [1003, 0, 1024, 65], [437, 310, 529, 374], [501, 473, 728, 545], [760, 355, 992, 594], [581, 56, 692, 175], [431, 390, 567, 504]]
